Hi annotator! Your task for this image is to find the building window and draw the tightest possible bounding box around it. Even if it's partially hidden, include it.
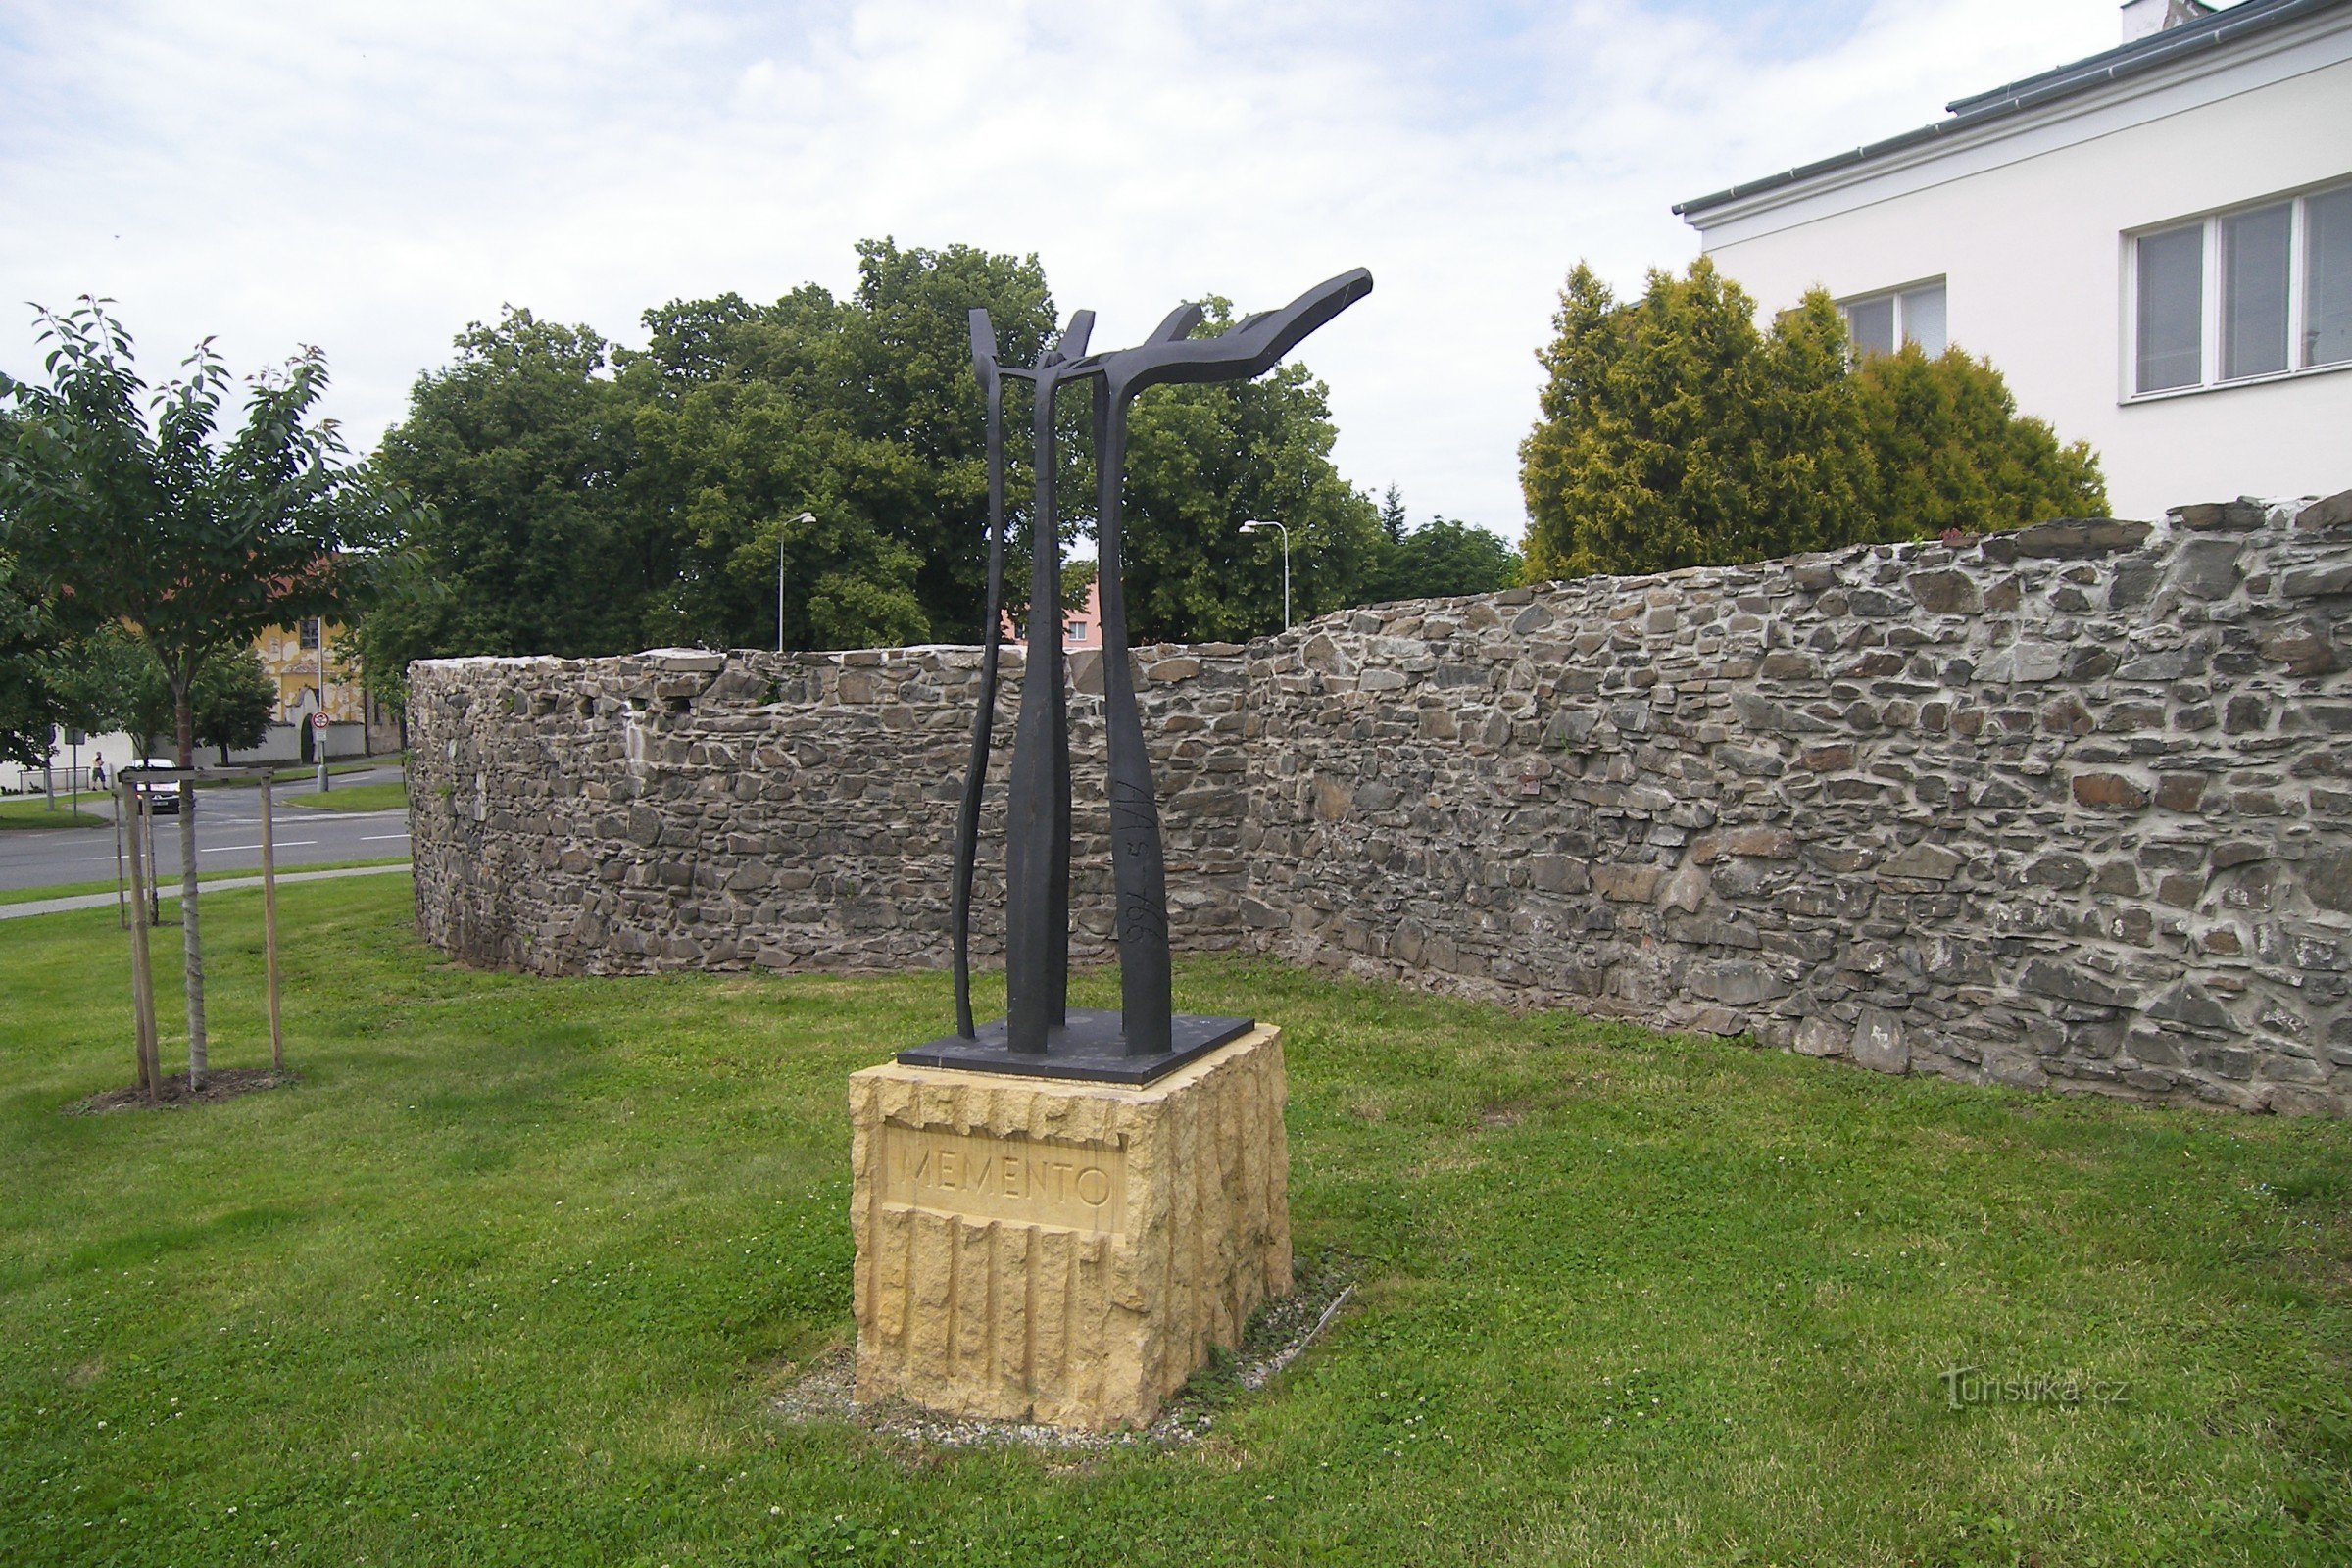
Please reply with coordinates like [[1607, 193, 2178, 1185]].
[[1839, 280, 1946, 359], [298, 617, 321, 651], [2311, 184, 2352, 369], [2222, 202, 2291, 379], [1066, 622, 1088, 643], [2135, 225, 2203, 391], [2130, 178, 2352, 397]]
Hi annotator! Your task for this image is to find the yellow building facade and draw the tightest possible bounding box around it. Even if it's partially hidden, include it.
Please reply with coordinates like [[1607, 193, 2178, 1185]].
[[251, 616, 366, 725]]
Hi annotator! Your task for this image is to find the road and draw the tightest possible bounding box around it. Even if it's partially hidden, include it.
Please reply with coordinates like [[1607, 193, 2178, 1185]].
[[0, 764, 412, 894]]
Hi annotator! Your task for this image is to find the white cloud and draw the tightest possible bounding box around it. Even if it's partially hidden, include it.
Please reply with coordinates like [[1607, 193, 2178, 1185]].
[[0, 0, 2122, 537]]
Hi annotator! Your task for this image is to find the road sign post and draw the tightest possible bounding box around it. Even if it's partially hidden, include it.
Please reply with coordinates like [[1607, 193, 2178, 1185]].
[[312, 710, 330, 794]]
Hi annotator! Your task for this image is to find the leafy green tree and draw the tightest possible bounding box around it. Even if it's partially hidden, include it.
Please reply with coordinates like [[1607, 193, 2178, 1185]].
[[371, 244, 1399, 658], [1060, 558, 1097, 617], [48, 627, 272, 760], [378, 244, 1066, 661], [1520, 259, 2107, 580], [41, 624, 151, 754], [188, 649, 273, 762], [373, 308, 648, 660], [1, 412, 65, 769], [623, 339, 929, 652], [1851, 342, 2106, 532], [822, 240, 1062, 639], [346, 546, 448, 715], [623, 242, 1064, 644], [1117, 303, 1384, 643], [1363, 514, 1522, 604], [1, 302, 388, 763], [0, 298, 392, 1089], [0, 548, 62, 770], [1520, 260, 1878, 580]]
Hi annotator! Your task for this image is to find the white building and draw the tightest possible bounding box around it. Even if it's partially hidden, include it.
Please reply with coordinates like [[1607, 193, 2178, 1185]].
[[1675, 0, 2352, 519], [0, 728, 145, 797]]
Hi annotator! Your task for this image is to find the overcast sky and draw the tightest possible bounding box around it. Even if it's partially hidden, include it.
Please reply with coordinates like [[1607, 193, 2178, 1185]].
[[0, 0, 2130, 538]]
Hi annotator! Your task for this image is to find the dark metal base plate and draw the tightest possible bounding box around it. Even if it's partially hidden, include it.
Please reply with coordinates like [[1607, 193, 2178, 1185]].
[[898, 1009, 1256, 1086]]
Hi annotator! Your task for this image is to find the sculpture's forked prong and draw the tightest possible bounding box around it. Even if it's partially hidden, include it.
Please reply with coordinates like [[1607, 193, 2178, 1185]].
[[1148, 302, 1204, 344], [1040, 309, 1095, 368], [949, 270, 1372, 1064], [1073, 269, 1374, 1056], [968, 308, 999, 381], [952, 306, 1008, 1038]]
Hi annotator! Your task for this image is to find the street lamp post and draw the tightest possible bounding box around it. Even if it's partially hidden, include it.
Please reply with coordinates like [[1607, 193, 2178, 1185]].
[[1240, 519, 1291, 632], [778, 511, 816, 654], [316, 629, 330, 794]]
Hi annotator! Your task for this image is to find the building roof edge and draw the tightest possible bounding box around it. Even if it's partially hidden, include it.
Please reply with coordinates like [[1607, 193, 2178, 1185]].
[[1673, 0, 2344, 220]]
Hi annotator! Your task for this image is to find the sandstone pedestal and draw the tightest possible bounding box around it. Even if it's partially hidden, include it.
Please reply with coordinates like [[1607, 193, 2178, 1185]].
[[849, 1025, 1289, 1429]]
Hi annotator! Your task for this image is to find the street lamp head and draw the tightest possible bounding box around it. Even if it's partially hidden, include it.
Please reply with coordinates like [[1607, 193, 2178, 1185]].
[[779, 512, 816, 655], [1236, 520, 1292, 632]]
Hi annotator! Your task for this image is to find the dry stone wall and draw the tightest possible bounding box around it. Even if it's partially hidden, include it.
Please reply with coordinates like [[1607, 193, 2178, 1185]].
[[411, 491, 2352, 1116], [409, 642, 1256, 979]]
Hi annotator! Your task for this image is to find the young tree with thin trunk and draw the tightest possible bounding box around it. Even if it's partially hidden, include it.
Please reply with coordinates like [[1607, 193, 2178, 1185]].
[[0, 298, 392, 1089]]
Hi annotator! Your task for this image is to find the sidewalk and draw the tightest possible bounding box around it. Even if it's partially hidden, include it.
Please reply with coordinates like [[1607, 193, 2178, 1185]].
[[0, 862, 410, 921]]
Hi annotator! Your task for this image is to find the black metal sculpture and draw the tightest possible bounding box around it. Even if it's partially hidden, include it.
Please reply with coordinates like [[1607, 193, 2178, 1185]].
[[905, 269, 1373, 1085], [947, 306, 1090, 1041]]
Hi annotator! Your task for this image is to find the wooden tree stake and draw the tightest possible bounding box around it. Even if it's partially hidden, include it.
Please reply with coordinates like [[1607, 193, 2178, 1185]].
[[121, 781, 160, 1102], [261, 772, 285, 1072], [114, 788, 129, 931]]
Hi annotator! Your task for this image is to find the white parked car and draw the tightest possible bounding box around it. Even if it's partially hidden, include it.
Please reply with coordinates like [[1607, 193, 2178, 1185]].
[[119, 758, 187, 815]]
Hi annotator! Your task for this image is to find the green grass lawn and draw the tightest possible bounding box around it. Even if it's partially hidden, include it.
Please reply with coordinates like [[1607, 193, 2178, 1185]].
[[232, 758, 395, 787], [2, 876, 2346, 1567], [283, 780, 408, 813], [0, 858, 411, 909], [0, 792, 110, 830]]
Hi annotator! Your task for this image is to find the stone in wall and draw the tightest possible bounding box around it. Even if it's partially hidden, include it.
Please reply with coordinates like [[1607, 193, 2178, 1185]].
[[1246, 492, 2352, 1118], [408, 642, 1253, 980], [411, 490, 2352, 1117]]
